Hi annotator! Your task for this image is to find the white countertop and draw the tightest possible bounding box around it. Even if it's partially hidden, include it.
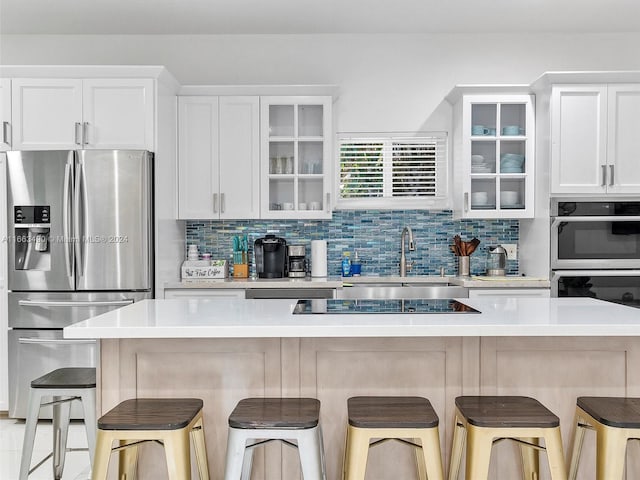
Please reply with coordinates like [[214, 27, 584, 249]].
[[64, 297, 638, 339], [164, 275, 550, 290]]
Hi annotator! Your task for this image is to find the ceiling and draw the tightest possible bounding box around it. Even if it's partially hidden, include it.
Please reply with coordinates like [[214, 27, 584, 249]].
[[1, 0, 639, 35]]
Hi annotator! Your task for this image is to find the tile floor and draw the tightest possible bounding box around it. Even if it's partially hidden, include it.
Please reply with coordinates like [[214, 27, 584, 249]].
[[0, 416, 91, 479]]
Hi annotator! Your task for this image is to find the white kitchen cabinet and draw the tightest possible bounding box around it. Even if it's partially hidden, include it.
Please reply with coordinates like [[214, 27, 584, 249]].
[[178, 96, 260, 220], [468, 288, 550, 298], [0, 79, 11, 151], [551, 84, 640, 195], [11, 78, 154, 150], [260, 96, 332, 219], [163, 288, 245, 299], [451, 93, 535, 219]]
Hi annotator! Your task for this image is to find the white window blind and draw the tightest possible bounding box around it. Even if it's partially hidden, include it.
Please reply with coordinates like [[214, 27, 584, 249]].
[[338, 133, 448, 207]]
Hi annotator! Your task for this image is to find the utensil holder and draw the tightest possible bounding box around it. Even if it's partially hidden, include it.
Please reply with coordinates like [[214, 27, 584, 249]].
[[457, 256, 470, 277], [233, 263, 249, 278]]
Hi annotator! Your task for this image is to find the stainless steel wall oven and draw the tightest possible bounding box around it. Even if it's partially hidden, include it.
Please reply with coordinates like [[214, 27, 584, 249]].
[[551, 200, 640, 308]]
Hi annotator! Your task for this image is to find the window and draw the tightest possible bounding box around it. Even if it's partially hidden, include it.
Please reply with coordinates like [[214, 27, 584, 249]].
[[336, 132, 448, 209]]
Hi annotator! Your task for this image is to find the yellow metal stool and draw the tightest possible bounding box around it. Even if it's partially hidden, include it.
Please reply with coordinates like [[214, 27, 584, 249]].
[[343, 396, 444, 480], [91, 398, 210, 480], [448, 396, 567, 480], [568, 396, 640, 480]]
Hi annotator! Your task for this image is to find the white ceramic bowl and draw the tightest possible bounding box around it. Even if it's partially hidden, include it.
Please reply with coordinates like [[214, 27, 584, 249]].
[[471, 154, 485, 164], [500, 190, 519, 205], [471, 191, 489, 205]]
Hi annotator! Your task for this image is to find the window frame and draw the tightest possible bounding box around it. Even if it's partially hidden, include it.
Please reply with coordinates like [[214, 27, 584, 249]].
[[334, 131, 449, 210]]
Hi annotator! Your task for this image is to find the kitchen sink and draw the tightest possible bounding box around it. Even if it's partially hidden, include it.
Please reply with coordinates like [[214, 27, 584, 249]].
[[335, 284, 468, 300]]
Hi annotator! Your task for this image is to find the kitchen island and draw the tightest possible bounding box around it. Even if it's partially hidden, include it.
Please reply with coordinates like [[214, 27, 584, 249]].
[[65, 297, 640, 480]]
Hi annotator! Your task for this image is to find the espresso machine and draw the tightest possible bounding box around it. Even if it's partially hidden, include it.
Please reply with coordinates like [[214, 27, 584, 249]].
[[254, 234, 287, 278], [287, 245, 307, 278]]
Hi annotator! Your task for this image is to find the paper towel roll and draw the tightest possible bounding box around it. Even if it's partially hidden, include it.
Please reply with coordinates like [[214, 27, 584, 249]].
[[311, 240, 328, 277]]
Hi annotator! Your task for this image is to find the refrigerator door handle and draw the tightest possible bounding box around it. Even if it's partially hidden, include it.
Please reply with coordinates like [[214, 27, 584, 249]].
[[74, 157, 86, 277], [63, 159, 74, 280], [18, 299, 135, 308], [83, 122, 89, 146], [18, 337, 97, 346]]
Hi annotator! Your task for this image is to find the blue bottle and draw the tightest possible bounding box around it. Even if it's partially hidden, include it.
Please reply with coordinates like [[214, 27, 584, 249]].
[[341, 252, 352, 277]]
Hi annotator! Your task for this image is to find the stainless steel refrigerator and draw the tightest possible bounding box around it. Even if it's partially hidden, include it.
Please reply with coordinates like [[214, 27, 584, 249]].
[[7, 150, 153, 418]]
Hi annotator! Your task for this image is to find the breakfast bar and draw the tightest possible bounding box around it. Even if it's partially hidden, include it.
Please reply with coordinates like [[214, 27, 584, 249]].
[[65, 297, 640, 479]]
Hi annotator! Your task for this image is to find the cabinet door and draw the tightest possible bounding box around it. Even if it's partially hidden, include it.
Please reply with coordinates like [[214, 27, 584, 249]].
[[0, 79, 10, 151], [607, 84, 640, 194], [163, 289, 245, 299], [82, 79, 154, 150], [459, 94, 534, 219], [260, 96, 332, 219], [551, 85, 607, 194], [468, 288, 550, 298], [178, 96, 219, 219], [11, 78, 82, 150], [219, 96, 260, 219]]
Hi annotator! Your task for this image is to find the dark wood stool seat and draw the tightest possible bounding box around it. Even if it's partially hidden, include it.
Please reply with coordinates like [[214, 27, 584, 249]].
[[97, 398, 203, 431], [347, 396, 439, 429], [92, 398, 210, 480], [31, 367, 96, 389], [343, 396, 444, 480], [455, 395, 560, 428], [449, 396, 567, 480], [577, 396, 640, 428], [568, 396, 640, 480], [228, 397, 320, 429]]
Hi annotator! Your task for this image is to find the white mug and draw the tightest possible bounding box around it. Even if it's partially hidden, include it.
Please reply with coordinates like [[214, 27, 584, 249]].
[[299, 202, 307, 210], [310, 201, 321, 210], [283, 202, 294, 210]]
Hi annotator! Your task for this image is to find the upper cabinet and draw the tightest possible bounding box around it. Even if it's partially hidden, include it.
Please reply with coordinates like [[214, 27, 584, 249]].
[[551, 84, 640, 195], [260, 96, 332, 219], [178, 96, 260, 220], [0, 79, 10, 151], [450, 92, 535, 219], [11, 78, 154, 150]]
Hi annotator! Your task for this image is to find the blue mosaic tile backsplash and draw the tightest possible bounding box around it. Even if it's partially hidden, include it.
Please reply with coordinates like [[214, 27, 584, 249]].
[[186, 210, 519, 277]]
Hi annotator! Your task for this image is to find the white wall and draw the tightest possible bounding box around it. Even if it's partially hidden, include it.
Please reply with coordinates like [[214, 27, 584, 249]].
[[2, 33, 640, 134]]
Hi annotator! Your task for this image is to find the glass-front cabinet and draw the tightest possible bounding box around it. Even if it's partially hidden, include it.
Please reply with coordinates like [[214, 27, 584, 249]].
[[450, 92, 535, 219], [260, 96, 332, 218]]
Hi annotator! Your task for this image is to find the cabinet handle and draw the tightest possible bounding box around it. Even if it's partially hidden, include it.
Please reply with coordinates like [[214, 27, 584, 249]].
[[221, 193, 225, 213], [83, 122, 89, 145], [74, 122, 82, 145], [601, 165, 607, 187], [464, 192, 469, 212], [609, 165, 615, 186], [325, 192, 330, 213], [1, 121, 8, 145], [213, 193, 218, 213]]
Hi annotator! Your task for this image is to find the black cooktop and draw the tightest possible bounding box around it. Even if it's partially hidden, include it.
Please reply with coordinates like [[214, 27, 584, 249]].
[[293, 299, 480, 314]]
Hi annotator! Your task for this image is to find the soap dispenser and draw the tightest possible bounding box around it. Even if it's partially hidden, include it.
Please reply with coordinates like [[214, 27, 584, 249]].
[[351, 250, 362, 276]]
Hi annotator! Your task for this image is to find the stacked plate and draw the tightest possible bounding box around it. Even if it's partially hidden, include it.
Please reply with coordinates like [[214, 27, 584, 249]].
[[471, 154, 493, 173], [500, 153, 524, 173]]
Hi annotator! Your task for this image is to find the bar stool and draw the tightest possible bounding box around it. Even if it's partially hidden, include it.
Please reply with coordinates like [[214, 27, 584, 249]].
[[448, 396, 567, 480], [19, 367, 96, 480], [224, 397, 326, 480], [91, 398, 210, 480], [568, 396, 640, 479], [343, 396, 444, 480]]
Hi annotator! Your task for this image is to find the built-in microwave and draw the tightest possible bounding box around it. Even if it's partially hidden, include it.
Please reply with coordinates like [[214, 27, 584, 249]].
[[551, 201, 640, 269], [551, 270, 640, 308]]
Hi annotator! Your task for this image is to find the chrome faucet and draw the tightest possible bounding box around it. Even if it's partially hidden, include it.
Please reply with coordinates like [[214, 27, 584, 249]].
[[400, 226, 415, 276]]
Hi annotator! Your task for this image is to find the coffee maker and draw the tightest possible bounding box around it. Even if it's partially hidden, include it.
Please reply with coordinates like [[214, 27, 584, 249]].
[[287, 245, 306, 278], [254, 235, 287, 278]]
